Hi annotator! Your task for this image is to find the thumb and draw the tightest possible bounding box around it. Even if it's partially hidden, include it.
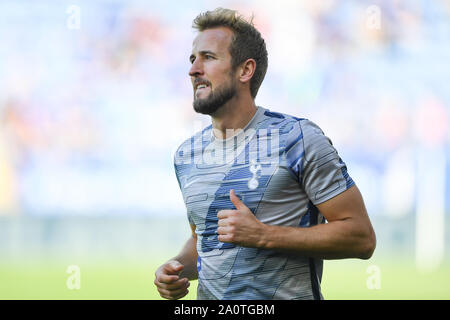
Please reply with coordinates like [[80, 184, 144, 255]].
[[230, 189, 245, 210], [166, 260, 184, 274]]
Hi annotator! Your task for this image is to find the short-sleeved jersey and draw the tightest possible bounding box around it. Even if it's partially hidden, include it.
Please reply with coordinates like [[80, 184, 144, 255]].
[[174, 106, 354, 300]]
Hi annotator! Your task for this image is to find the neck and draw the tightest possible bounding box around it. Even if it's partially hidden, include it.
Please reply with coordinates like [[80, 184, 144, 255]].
[[210, 92, 257, 139]]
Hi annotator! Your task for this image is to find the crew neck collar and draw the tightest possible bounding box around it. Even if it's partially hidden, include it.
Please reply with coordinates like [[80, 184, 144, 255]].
[[211, 106, 265, 144]]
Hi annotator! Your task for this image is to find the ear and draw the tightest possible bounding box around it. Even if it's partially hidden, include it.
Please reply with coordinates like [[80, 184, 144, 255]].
[[238, 59, 256, 84]]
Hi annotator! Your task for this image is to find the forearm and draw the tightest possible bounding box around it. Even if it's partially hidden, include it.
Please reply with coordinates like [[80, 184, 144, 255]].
[[172, 235, 198, 280], [260, 218, 376, 260]]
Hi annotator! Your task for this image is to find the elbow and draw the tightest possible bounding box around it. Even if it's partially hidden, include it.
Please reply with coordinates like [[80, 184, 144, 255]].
[[359, 229, 376, 260]]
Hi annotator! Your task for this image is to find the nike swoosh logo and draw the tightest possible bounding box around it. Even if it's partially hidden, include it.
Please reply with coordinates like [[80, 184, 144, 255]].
[[184, 178, 200, 188]]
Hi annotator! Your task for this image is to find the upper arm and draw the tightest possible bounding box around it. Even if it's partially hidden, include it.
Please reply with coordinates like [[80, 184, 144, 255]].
[[316, 184, 376, 259], [287, 120, 354, 205], [292, 120, 374, 237], [300, 120, 354, 204], [317, 184, 376, 256], [316, 184, 371, 225]]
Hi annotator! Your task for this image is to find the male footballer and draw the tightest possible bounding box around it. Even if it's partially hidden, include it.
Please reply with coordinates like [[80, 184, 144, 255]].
[[154, 8, 376, 300]]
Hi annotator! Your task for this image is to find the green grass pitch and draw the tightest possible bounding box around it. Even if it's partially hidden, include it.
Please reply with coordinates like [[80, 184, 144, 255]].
[[1, 254, 449, 299]]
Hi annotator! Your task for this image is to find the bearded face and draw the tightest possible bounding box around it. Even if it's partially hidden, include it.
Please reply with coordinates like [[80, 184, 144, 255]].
[[189, 28, 239, 116], [192, 74, 237, 115]]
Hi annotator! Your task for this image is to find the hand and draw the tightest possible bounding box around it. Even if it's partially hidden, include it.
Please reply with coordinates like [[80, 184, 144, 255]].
[[217, 189, 267, 247], [154, 260, 190, 300]]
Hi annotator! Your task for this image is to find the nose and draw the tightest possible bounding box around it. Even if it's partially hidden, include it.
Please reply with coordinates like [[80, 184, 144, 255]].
[[189, 58, 203, 78]]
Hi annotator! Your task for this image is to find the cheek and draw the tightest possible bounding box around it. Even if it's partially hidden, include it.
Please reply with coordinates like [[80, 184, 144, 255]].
[[211, 74, 233, 90], [207, 64, 233, 85]]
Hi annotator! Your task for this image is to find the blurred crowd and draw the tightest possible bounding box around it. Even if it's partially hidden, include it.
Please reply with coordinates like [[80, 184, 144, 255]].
[[0, 0, 449, 217]]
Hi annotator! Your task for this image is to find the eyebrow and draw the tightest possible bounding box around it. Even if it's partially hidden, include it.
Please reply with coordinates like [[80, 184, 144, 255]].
[[189, 50, 217, 62]]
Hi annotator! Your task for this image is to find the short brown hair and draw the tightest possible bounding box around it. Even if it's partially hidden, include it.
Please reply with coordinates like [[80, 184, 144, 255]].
[[193, 8, 268, 98]]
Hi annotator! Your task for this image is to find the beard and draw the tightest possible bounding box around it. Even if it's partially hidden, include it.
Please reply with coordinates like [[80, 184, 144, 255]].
[[193, 78, 237, 115]]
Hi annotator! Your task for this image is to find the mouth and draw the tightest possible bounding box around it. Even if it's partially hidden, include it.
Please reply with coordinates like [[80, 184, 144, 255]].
[[194, 80, 211, 95]]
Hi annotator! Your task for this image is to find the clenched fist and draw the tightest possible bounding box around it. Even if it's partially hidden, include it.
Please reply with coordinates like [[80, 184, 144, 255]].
[[217, 189, 268, 248], [154, 260, 190, 300]]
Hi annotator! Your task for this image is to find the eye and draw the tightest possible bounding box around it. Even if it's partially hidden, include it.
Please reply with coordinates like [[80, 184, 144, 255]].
[[205, 55, 214, 60]]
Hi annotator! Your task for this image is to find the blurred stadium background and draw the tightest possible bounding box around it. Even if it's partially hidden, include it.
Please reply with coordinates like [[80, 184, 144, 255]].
[[1, 0, 450, 299]]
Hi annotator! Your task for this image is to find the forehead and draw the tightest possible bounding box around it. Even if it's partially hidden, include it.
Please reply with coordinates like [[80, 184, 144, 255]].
[[192, 27, 233, 55]]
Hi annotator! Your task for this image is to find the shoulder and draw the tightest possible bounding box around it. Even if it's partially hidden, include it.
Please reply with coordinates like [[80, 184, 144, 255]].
[[260, 108, 312, 149], [260, 108, 305, 127], [298, 119, 337, 163], [258, 108, 306, 143], [261, 108, 334, 161]]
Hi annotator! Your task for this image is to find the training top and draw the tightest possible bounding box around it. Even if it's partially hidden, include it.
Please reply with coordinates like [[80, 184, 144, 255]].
[[174, 106, 355, 300]]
